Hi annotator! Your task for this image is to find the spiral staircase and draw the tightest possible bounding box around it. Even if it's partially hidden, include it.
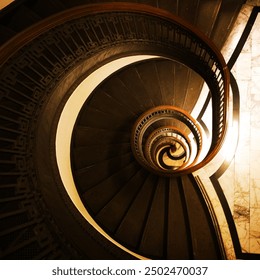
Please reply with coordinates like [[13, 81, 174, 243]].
[[0, 0, 248, 259]]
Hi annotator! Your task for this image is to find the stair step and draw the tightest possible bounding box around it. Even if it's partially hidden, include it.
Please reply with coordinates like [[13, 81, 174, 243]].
[[73, 143, 131, 169], [166, 177, 192, 259], [82, 162, 140, 214], [73, 126, 130, 147], [115, 173, 158, 249], [138, 177, 167, 258], [74, 153, 135, 191], [96, 169, 147, 233], [181, 175, 221, 259]]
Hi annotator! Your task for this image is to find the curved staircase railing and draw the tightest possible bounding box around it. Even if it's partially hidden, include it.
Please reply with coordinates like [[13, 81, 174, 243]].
[[0, 4, 229, 176], [0, 3, 230, 259], [131, 105, 203, 176]]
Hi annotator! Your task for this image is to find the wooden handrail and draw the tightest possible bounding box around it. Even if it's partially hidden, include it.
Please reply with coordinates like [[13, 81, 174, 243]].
[[0, 3, 230, 174]]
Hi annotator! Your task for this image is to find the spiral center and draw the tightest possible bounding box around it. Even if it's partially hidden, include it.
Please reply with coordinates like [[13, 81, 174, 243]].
[[131, 106, 202, 176]]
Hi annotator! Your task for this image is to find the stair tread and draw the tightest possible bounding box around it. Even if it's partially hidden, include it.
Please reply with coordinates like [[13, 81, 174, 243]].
[[96, 169, 147, 233], [81, 161, 140, 213], [115, 173, 158, 248]]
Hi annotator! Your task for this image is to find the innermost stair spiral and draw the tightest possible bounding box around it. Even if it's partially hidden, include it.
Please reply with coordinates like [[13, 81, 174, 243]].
[[131, 105, 202, 176]]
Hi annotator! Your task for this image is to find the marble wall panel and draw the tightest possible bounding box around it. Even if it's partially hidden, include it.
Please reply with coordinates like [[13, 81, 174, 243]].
[[247, 0, 260, 6], [209, 3, 260, 255], [250, 208, 260, 252]]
